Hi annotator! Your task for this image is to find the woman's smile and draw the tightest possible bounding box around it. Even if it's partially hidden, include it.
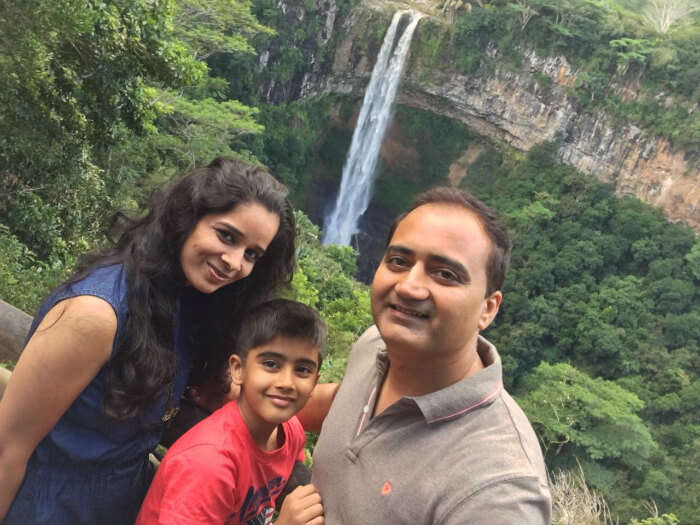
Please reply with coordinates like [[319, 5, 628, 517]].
[[180, 202, 280, 294]]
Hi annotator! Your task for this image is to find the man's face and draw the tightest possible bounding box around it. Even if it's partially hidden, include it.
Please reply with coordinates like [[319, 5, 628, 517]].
[[370, 203, 501, 357]]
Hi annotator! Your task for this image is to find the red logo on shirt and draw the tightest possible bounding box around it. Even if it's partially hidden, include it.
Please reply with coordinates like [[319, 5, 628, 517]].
[[381, 481, 392, 495]]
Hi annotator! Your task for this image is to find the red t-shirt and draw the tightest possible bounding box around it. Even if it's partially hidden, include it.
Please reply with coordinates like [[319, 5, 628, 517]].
[[136, 401, 306, 525]]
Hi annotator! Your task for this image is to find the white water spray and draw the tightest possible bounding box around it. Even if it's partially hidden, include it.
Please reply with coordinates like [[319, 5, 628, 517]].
[[322, 10, 422, 246]]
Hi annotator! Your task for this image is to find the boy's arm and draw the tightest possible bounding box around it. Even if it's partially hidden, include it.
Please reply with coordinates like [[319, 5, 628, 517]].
[[295, 383, 340, 433]]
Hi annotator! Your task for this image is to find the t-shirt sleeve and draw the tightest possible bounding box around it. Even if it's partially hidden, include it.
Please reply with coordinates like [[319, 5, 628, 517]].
[[153, 445, 238, 525], [441, 477, 552, 525]]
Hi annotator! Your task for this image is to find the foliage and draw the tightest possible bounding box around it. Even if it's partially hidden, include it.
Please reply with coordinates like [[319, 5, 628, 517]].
[[550, 463, 616, 525], [173, 0, 274, 60], [445, 0, 700, 148], [461, 140, 698, 522], [288, 212, 373, 382], [0, 225, 66, 314], [518, 362, 655, 469], [0, 0, 204, 263], [629, 513, 680, 525]]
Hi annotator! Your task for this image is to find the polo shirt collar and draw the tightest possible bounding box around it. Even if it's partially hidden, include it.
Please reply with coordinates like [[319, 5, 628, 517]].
[[375, 336, 503, 425]]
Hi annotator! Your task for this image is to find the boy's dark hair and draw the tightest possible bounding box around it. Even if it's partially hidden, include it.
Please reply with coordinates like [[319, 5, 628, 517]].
[[386, 187, 512, 296], [235, 299, 326, 367]]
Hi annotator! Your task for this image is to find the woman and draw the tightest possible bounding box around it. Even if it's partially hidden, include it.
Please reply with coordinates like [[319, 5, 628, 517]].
[[0, 158, 296, 524]]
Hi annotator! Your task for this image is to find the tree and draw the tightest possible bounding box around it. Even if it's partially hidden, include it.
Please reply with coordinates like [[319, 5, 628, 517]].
[[517, 362, 656, 470], [643, 0, 700, 33], [173, 0, 274, 61], [0, 0, 202, 259]]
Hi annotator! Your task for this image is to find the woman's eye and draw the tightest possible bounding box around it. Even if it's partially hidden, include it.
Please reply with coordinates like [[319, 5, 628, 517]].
[[216, 229, 234, 244], [244, 249, 260, 263]]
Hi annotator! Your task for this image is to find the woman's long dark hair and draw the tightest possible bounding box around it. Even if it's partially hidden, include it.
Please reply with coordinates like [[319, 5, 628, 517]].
[[69, 158, 296, 419]]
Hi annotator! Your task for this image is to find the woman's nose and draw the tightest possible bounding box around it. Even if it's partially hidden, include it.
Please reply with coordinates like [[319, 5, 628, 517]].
[[221, 248, 243, 273]]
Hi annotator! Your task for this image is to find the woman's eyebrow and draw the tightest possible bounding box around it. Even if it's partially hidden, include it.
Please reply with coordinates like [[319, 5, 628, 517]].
[[216, 222, 267, 254]]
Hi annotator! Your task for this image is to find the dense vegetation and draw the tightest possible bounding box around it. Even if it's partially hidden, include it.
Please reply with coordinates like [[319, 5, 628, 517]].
[[1, 0, 698, 523], [446, 0, 700, 148], [463, 141, 699, 522]]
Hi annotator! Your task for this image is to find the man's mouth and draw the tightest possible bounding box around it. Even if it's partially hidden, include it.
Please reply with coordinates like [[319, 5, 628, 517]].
[[390, 304, 430, 319]]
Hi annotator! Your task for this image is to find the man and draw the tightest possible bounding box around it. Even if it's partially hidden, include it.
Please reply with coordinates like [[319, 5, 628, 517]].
[[310, 187, 551, 524]]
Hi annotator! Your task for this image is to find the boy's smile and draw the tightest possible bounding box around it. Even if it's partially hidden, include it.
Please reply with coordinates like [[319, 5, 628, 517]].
[[231, 336, 320, 449]]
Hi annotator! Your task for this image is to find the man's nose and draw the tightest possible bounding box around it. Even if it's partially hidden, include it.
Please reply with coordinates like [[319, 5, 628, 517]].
[[395, 265, 430, 301]]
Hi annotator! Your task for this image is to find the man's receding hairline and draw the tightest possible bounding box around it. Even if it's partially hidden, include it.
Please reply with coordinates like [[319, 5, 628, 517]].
[[392, 201, 499, 295], [396, 202, 495, 247]]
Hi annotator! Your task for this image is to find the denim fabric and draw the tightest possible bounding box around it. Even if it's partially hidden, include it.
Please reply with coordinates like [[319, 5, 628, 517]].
[[3, 264, 193, 524]]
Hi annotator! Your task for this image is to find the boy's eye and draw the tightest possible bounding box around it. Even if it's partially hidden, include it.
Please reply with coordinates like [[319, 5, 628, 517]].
[[295, 365, 314, 376], [261, 359, 280, 370]]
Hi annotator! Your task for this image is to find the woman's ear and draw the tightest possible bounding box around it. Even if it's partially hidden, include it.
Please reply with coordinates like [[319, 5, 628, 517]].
[[229, 354, 245, 386]]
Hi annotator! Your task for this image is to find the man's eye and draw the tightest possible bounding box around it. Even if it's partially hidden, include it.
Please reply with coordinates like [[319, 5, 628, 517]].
[[386, 256, 408, 267], [435, 269, 459, 282]]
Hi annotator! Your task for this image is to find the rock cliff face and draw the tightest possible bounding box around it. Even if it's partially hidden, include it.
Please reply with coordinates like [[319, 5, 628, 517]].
[[304, 4, 700, 230], [264, 0, 699, 231]]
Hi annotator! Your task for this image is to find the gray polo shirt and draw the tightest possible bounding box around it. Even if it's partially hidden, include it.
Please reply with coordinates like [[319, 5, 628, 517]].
[[312, 326, 551, 525]]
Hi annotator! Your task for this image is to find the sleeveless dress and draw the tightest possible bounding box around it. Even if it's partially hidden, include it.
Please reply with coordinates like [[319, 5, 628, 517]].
[[2, 264, 194, 525]]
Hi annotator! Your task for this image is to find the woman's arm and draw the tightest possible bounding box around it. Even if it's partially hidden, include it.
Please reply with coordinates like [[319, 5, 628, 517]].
[[0, 296, 116, 519]]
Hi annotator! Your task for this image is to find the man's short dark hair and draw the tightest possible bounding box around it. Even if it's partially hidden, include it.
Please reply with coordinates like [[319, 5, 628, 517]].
[[234, 299, 326, 367], [385, 187, 512, 296]]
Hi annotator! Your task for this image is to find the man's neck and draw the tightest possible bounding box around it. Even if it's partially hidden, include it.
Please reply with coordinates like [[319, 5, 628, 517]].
[[374, 339, 484, 417]]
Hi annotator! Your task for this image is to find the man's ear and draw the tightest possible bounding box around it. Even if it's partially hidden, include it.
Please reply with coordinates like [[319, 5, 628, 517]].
[[478, 291, 502, 331], [229, 354, 245, 386]]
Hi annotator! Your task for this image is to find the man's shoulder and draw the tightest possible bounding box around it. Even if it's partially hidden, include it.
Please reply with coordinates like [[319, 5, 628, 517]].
[[444, 387, 548, 488], [342, 325, 385, 380], [354, 324, 383, 349]]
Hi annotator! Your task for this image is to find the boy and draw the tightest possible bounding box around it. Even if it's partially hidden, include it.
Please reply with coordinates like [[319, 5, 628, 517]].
[[136, 299, 326, 525]]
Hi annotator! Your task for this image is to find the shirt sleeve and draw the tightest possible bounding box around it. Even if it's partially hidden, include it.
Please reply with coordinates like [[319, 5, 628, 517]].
[[441, 477, 552, 525], [155, 445, 238, 525]]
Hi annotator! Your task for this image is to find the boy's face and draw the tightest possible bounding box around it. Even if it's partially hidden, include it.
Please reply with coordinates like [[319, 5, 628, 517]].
[[230, 336, 320, 439]]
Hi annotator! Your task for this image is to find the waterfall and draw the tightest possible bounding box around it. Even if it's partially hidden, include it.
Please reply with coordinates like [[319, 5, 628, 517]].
[[322, 10, 422, 246]]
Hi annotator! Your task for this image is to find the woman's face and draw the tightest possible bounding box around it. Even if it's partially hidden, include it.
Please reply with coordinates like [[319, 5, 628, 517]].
[[180, 202, 280, 294]]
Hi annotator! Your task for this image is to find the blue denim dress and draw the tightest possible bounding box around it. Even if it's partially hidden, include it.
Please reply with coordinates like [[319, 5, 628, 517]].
[[3, 264, 193, 525]]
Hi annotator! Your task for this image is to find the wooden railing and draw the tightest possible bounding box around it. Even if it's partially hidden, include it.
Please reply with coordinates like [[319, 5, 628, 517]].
[[0, 299, 30, 397], [0, 299, 31, 362]]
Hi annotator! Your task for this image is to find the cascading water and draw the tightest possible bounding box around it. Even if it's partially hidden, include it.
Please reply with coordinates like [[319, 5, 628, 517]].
[[322, 10, 422, 246]]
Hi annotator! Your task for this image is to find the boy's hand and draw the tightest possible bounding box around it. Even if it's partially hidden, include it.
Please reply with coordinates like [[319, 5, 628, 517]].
[[275, 484, 324, 525]]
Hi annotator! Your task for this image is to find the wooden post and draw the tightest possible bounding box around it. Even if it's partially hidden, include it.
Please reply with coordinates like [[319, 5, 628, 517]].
[[0, 299, 32, 362]]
